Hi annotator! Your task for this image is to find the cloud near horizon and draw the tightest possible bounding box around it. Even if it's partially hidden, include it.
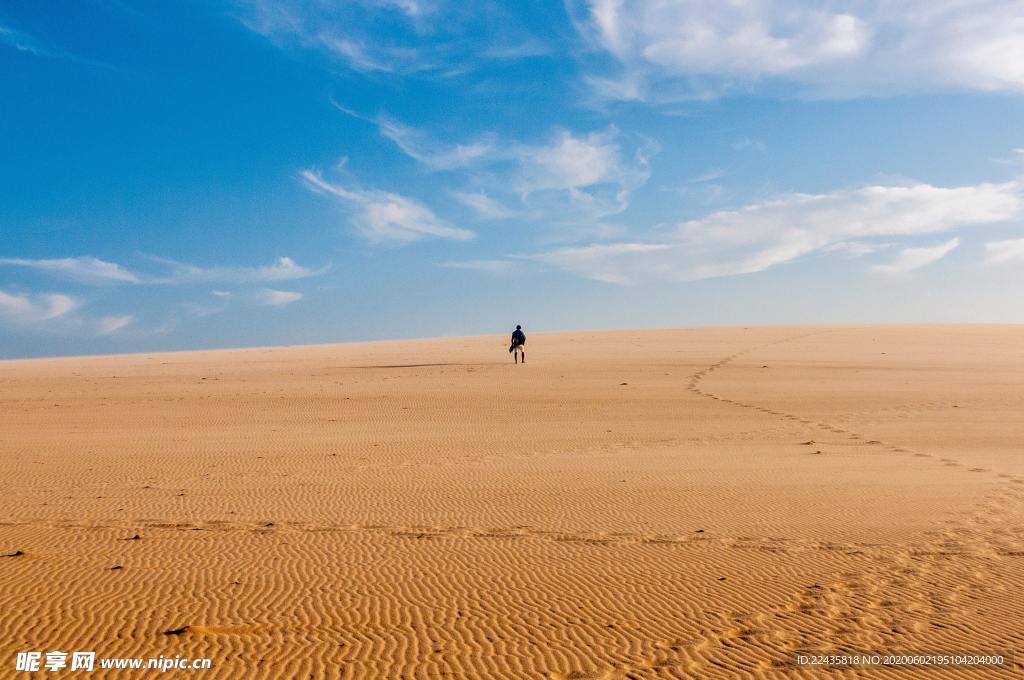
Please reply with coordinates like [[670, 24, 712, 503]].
[[874, 238, 961, 275], [984, 237, 1024, 265], [0, 255, 327, 286], [95, 314, 135, 336], [0, 255, 326, 335], [0, 289, 80, 327], [527, 180, 1024, 284], [0, 256, 141, 284], [0, 288, 147, 338], [257, 288, 303, 306]]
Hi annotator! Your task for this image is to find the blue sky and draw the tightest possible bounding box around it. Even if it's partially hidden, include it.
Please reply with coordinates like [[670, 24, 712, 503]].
[[2, 1, 1023, 358]]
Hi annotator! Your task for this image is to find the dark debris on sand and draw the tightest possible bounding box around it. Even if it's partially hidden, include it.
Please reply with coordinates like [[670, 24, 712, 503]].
[[162, 626, 190, 636]]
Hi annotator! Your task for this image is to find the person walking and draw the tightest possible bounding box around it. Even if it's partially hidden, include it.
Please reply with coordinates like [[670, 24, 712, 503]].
[[509, 325, 526, 364]]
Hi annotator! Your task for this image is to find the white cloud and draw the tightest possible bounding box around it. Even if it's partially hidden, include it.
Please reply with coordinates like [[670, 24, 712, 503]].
[[301, 169, 474, 242], [660, 173, 730, 205], [573, 0, 1024, 99], [687, 169, 727, 184], [588, 0, 628, 58], [185, 290, 234, 317], [519, 129, 626, 193], [258, 288, 303, 306], [95, 315, 135, 335], [824, 241, 893, 258], [0, 256, 140, 283], [144, 255, 326, 284], [874, 238, 960, 274], [0, 24, 62, 58], [317, 36, 395, 72], [452, 191, 516, 219], [505, 129, 652, 223], [0, 254, 326, 286], [529, 180, 1024, 284], [337, 103, 650, 203], [529, 243, 672, 284], [0, 289, 140, 336], [375, 115, 495, 170], [985, 237, 1024, 265], [342, 110, 653, 223], [365, 112, 650, 194], [238, 2, 409, 73], [0, 290, 80, 327], [235, 0, 516, 75], [238, 0, 536, 76]]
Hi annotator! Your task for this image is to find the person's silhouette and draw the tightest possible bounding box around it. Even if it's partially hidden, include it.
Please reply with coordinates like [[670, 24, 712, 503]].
[[509, 325, 526, 364]]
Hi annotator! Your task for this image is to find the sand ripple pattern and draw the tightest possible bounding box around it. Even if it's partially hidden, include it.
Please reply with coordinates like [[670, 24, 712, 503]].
[[1, 326, 1023, 678]]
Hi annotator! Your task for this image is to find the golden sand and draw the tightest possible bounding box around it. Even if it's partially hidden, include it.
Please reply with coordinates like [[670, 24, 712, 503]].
[[1, 325, 1022, 678]]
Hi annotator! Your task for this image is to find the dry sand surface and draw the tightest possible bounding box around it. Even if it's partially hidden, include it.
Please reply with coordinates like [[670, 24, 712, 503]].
[[1, 325, 1023, 678]]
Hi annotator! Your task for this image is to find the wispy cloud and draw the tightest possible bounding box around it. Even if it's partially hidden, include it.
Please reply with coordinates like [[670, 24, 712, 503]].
[[0, 24, 58, 58], [333, 105, 654, 225], [528, 180, 1024, 284], [451, 191, 516, 219], [0, 256, 141, 283], [984, 237, 1024, 265], [0, 289, 80, 327], [686, 169, 727, 184], [517, 129, 633, 193], [529, 243, 672, 284], [238, 0, 441, 74], [438, 259, 518, 274], [357, 107, 651, 194], [184, 290, 233, 317], [824, 241, 894, 258], [0, 288, 145, 337], [330, 100, 495, 172], [659, 169, 729, 203], [572, 0, 1024, 101], [142, 255, 327, 284], [509, 127, 653, 223], [257, 288, 303, 306], [95, 314, 135, 335], [318, 36, 397, 72], [874, 238, 960, 274], [0, 23, 106, 67], [241, 9, 382, 72], [0, 255, 327, 285], [301, 169, 474, 242], [481, 39, 551, 60], [374, 114, 496, 170], [237, 0, 544, 76]]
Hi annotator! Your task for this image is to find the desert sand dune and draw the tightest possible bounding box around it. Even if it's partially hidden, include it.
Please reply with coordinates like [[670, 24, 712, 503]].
[[1, 325, 1022, 678]]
